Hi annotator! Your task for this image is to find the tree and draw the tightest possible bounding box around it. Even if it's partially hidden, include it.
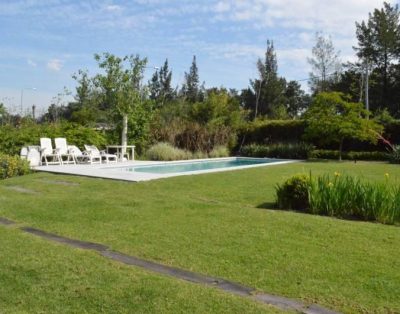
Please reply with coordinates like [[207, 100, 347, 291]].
[[250, 40, 287, 118], [332, 64, 364, 103], [182, 55, 200, 102], [0, 103, 9, 125], [284, 81, 311, 118], [149, 69, 161, 101], [304, 92, 383, 160], [308, 32, 342, 94], [149, 59, 174, 107], [355, 2, 400, 111], [71, 69, 102, 125], [94, 53, 148, 156], [159, 59, 174, 104]]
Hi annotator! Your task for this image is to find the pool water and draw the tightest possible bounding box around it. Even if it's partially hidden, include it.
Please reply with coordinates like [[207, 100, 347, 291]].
[[124, 158, 284, 174]]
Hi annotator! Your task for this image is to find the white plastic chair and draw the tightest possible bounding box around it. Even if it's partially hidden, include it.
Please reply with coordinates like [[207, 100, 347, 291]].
[[84, 145, 118, 164], [55, 138, 75, 165], [40, 138, 61, 166], [68, 145, 101, 164]]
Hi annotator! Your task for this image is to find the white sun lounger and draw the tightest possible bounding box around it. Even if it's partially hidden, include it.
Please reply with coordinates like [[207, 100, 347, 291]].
[[84, 145, 118, 164], [55, 138, 76, 165], [40, 138, 61, 166], [68, 145, 101, 164]]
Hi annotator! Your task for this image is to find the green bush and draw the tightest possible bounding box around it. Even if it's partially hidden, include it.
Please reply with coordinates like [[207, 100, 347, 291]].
[[241, 142, 313, 159], [208, 145, 230, 158], [275, 174, 310, 211], [0, 154, 31, 180], [389, 145, 400, 164], [309, 150, 388, 161], [0, 122, 107, 156], [275, 173, 400, 225], [145, 142, 191, 161]]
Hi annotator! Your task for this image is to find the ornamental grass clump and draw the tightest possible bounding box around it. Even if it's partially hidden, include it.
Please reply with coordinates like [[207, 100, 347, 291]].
[[145, 142, 191, 161], [276, 172, 400, 225]]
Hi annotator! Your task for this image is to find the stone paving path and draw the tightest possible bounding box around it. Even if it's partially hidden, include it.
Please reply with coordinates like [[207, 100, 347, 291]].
[[0, 217, 340, 314]]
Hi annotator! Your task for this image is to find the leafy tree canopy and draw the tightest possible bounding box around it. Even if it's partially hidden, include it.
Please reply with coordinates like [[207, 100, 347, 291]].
[[304, 92, 383, 160]]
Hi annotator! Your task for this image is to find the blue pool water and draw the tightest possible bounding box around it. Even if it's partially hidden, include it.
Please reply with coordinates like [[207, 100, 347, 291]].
[[124, 158, 284, 174]]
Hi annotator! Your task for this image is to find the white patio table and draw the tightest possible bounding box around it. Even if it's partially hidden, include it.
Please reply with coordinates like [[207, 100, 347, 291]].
[[106, 145, 135, 161]]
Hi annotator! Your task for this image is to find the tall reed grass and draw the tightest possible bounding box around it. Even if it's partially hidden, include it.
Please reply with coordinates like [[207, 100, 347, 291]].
[[276, 173, 400, 225]]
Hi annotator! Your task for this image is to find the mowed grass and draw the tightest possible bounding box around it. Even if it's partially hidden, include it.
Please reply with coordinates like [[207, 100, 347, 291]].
[[0, 227, 280, 313], [1, 161, 400, 313]]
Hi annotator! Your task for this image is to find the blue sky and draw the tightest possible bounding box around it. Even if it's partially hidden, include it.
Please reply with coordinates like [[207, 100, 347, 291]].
[[0, 0, 398, 114]]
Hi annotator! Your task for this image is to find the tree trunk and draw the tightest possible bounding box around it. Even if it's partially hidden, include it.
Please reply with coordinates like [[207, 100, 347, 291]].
[[339, 139, 343, 161], [121, 114, 128, 158], [383, 51, 388, 108]]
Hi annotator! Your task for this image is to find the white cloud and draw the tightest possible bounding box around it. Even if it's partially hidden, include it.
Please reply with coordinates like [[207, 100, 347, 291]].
[[46, 59, 63, 71], [27, 59, 37, 67], [211, 0, 394, 36], [214, 1, 231, 13], [104, 4, 122, 12]]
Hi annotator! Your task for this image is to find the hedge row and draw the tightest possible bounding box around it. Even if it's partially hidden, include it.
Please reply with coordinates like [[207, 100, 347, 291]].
[[239, 120, 400, 152], [241, 143, 314, 159], [309, 150, 389, 161], [241, 143, 388, 161], [240, 120, 305, 145], [0, 122, 107, 156]]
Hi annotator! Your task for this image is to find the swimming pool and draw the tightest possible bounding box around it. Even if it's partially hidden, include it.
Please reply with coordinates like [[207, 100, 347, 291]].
[[36, 157, 297, 182], [123, 157, 285, 174]]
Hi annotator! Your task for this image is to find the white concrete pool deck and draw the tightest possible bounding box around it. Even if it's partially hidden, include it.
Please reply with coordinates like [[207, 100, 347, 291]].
[[34, 157, 299, 182]]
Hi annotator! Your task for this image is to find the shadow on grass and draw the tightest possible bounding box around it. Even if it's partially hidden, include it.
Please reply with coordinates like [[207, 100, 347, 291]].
[[256, 202, 276, 209], [257, 202, 399, 226]]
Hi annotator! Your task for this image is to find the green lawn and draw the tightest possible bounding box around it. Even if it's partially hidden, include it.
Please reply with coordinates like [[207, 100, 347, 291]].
[[1, 161, 400, 313], [0, 227, 280, 313]]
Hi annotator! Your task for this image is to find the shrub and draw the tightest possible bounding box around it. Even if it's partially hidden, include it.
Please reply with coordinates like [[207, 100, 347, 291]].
[[0, 154, 31, 180], [388, 145, 400, 164], [208, 145, 230, 158], [192, 151, 208, 159], [241, 142, 314, 159], [145, 142, 191, 161], [275, 174, 310, 211], [275, 173, 400, 225]]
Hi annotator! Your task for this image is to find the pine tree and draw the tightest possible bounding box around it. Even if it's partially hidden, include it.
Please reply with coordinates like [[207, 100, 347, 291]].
[[251, 40, 286, 117], [149, 70, 160, 101], [159, 59, 174, 104], [355, 2, 400, 110], [183, 56, 200, 102]]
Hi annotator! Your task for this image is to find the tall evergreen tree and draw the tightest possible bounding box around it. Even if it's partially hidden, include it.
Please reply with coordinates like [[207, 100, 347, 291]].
[[308, 32, 342, 94], [159, 59, 174, 104], [250, 40, 286, 118], [182, 55, 200, 102], [355, 2, 400, 111], [149, 70, 161, 101]]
